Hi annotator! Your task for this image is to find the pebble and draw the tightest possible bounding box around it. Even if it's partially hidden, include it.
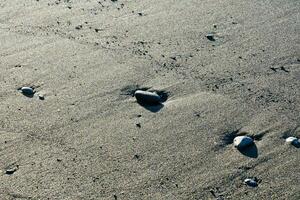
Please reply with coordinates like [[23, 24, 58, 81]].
[[244, 178, 258, 187], [5, 167, 18, 175], [134, 90, 161, 105], [233, 136, 254, 149], [38, 94, 45, 100], [285, 137, 300, 146], [21, 87, 34, 96], [135, 123, 141, 128], [206, 33, 215, 41]]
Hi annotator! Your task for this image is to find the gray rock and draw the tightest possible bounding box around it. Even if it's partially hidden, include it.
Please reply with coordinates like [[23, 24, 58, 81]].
[[134, 90, 161, 105], [21, 87, 34, 96], [244, 178, 258, 187], [233, 136, 254, 149]]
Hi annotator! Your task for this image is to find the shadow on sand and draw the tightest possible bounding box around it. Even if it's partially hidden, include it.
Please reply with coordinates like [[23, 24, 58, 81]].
[[292, 142, 300, 148], [238, 144, 258, 158], [137, 101, 164, 113]]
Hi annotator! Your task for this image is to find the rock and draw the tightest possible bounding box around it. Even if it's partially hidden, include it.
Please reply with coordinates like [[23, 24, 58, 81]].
[[38, 94, 45, 100], [113, 194, 118, 200], [244, 178, 258, 187], [5, 169, 16, 175], [206, 33, 215, 41], [134, 90, 161, 105], [285, 137, 300, 146], [21, 87, 34, 96], [75, 25, 82, 30], [135, 123, 141, 128], [233, 136, 254, 149], [5, 166, 18, 175]]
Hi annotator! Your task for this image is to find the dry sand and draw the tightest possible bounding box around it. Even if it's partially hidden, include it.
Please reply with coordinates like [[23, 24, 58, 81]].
[[0, 0, 299, 199]]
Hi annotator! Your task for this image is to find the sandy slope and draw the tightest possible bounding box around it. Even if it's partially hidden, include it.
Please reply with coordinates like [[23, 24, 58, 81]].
[[0, 0, 299, 199]]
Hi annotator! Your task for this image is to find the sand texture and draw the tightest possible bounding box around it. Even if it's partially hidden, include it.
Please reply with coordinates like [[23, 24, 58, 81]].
[[0, 0, 299, 199]]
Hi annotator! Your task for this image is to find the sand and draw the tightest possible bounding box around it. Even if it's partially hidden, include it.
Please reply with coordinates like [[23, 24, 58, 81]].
[[0, 0, 299, 199]]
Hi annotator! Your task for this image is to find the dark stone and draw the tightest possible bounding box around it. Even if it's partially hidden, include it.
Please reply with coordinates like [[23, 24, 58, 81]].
[[206, 34, 215, 41]]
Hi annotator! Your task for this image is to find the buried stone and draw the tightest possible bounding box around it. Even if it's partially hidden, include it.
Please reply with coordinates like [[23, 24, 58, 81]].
[[134, 90, 161, 105], [233, 136, 254, 149], [244, 178, 258, 187]]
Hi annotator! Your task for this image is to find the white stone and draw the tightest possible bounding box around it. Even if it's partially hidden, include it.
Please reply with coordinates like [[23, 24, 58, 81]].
[[233, 136, 254, 149], [134, 90, 161, 105]]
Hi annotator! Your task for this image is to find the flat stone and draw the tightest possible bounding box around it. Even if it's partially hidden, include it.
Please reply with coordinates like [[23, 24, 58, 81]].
[[233, 136, 254, 149], [134, 90, 161, 105], [244, 178, 258, 187], [5, 167, 18, 175]]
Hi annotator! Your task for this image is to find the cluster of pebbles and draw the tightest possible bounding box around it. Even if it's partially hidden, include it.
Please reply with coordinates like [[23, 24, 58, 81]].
[[233, 135, 258, 187], [133, 89, 299, 189], [15, 86, 298, 190], [233, 133, 299, 187], [132, 90, 263, 188]]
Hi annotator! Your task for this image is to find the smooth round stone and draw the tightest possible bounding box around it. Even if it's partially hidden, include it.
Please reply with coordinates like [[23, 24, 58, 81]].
[[134, 90, 161, 105], [21, 87, 34, 95], [233, 136, 254, 149], [285, 137, 299, 145], [244, 178, 258, 187]]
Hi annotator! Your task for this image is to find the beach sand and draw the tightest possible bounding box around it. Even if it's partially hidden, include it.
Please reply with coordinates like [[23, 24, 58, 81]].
[[0, 0, 299, 199]]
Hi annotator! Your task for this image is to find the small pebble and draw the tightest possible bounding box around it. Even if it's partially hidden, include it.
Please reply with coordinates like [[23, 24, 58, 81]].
[[38, 94, 45, 100], [206, 33, 215, 41], [134, 90, 161, 105], [21, 87, 34, 96], [5, 167, 17, 175], [233, 136, 254, 149], [136, 123, 141, 128], [133, 154, 141, 160], [285, 137, 300, 146], [244, 178, 258, 187]]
